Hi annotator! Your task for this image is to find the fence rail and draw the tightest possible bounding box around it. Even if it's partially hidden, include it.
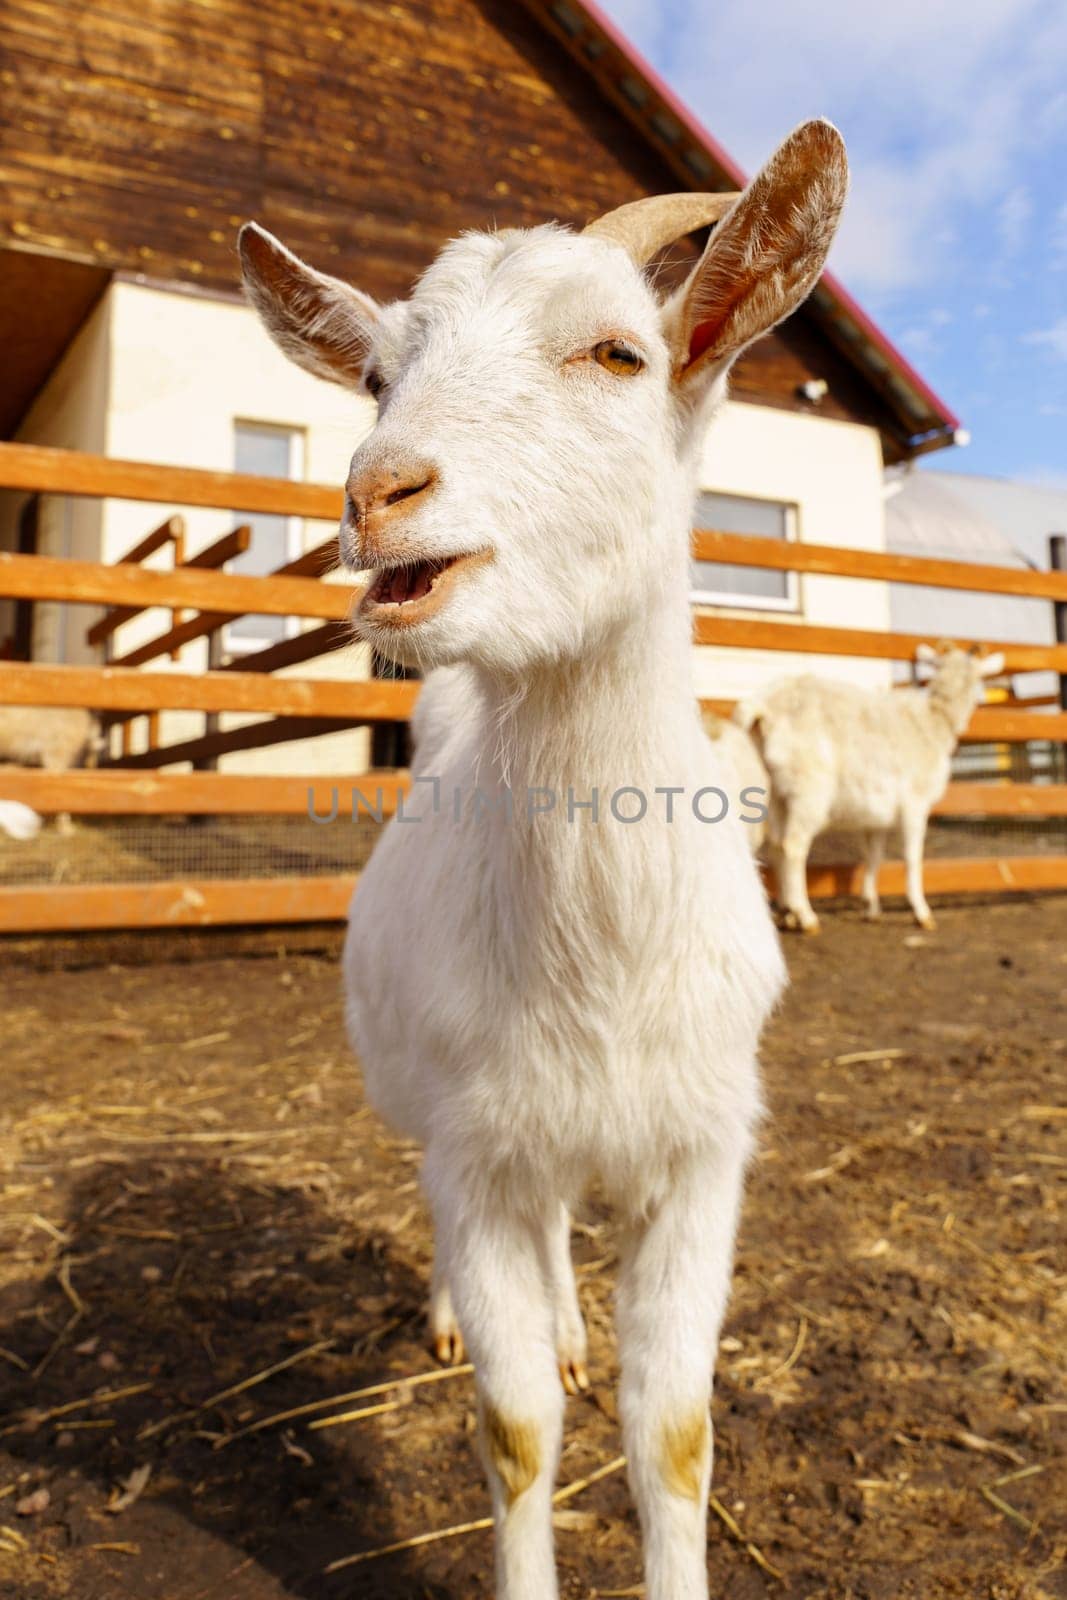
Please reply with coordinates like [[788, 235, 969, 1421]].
[[2, 768, 1066, 819], [3, 857, 1067, 935], [1, 440, 1065, 933], [0, 661, 416, 719], [692, 528, 1067, 601]]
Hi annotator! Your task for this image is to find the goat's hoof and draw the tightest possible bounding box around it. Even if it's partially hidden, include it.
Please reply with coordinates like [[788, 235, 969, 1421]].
[[559, 1356, 590, 1396], [432, 1326, 466, 1366], [864, 908, 882, 922], [916, 913, 937, 932], [800, 920, 821, 936]]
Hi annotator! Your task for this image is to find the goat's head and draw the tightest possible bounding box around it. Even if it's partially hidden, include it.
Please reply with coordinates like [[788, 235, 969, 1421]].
[[239, 120, 847, 674], [916, 641, 1007, 704]]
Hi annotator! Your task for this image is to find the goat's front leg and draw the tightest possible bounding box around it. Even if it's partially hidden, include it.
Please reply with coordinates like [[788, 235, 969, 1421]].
[[428, 1203, 585, 1384], [428, 1235, 465, 1365], [438, 1181, 564, 1600], [616, 1145, 748, 1600], [901, 806, 935, 929], [778, 813, 819, 933]]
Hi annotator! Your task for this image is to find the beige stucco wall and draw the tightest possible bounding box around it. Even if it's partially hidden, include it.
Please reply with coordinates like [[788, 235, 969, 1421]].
[[12, 279, 890, 774], [102, 280, 376, 774], [12, 278, 377, 774], [694, 399, 890, 703]]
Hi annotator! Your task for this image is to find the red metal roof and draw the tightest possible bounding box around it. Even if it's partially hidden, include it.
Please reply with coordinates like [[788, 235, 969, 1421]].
[[520, 0, 962, 453]]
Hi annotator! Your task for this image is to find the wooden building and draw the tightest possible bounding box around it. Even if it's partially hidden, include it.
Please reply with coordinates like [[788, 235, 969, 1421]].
[[0, 0, 963, 771]]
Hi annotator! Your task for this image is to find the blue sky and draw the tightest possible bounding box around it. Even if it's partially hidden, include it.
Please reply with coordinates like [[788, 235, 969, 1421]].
[[599, 0, 1067, 484]]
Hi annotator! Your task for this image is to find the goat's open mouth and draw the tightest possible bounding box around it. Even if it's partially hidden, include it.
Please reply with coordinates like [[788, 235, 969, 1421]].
[[358, 548, 491, 625]]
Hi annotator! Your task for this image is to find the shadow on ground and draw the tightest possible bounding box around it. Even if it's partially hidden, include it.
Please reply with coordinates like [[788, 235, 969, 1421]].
[[0, 1158, 466, 1600]]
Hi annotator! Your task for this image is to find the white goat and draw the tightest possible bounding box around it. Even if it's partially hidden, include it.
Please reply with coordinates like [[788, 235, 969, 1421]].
[[735, 643, 1005, 934], [239, 119, 847, 1600], [0, 706, 97, 835], [0, 706, 96, 773]]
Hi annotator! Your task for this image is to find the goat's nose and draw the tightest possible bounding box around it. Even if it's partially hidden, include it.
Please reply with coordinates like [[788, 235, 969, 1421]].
[[345, 462, 437, 525], [341, 459, 438, 567]]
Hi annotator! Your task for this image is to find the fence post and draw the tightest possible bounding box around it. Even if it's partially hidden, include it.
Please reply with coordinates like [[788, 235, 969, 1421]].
[[1051, 534, 1067, 781], [197, 626, 223, 774]]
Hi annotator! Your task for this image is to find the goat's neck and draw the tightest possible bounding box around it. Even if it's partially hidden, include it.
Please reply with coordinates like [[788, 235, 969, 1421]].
[[477, 594, 693, 803], [925, 676, 974, 742]]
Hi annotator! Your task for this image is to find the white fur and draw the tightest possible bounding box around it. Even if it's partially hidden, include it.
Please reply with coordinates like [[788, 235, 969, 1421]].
[[240, 120, 848, 1600], [735, 645, 1005, 932], [0, 800, 42, 841], [0, 706, 98, 836], [0, 706, 95, 772]]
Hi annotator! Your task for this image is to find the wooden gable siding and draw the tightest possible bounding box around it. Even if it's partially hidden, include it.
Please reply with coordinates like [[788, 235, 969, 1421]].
[[0, 0, 889, 444]]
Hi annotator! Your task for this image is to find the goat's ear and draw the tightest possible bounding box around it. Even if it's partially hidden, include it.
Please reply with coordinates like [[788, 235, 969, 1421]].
[[915, 642, 939, 665], [664, 120, 847, 393], [979, 650, 1006, 678], [238, 223, 379, 387]]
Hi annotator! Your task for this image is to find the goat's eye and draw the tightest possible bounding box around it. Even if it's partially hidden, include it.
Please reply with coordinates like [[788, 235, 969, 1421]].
[[593, 340, 643, 377], [364, 369, 385, 400]]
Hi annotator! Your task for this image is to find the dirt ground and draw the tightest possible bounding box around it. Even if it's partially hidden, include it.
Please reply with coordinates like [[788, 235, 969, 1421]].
[[0, 895, 1064, 1600]]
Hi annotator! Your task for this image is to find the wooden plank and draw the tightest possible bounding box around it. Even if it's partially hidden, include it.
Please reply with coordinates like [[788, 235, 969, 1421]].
[[934, 783, 1067, 817], [111, 607, 243, 669], [112, 541, 343, 670], [0, 661, 419, 718], [100, 715, 366, 770], [693, 613, 1067, 673], [278, 537, 340, 579], [800, 856, 1067, 901], [2, 855, 1063, 935], [963, 709, 1067, 744], [87, 515, 187, 645], [116, 514, 185, 570], [7, 769, 1065, 820], [12, 543, 1059, 675], [0, 769, 406, 815], [10, 544, 1066, 681], [692, 529, 1067, 603], [221, 621, 350, 675], [0, 441, 343, 519], [184, 525, 253, 569], [0, 876, 359, 933], [697, 699, 1067, 745], [0, 552, 355, 621], [13, 435, 1063, 603]]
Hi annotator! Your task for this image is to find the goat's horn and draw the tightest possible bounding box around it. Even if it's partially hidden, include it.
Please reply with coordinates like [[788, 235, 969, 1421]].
[[582, 192, 740, 266]]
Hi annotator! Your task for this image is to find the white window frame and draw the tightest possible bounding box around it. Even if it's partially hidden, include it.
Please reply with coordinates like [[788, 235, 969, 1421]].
[[225, 422, 306, 656], [689, 491, 801, 614]]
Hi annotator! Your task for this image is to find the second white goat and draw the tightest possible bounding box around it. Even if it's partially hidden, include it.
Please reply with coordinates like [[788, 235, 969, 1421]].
[[735, 643, 1004, 933]]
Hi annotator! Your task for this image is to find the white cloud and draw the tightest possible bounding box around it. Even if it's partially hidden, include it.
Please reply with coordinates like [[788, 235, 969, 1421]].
[[1022, 318, 1067, 360], [598, 0, 1067, 300]]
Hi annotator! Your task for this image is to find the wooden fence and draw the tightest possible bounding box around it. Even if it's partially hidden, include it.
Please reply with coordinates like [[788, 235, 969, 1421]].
[[1, 440, 1065, 933]]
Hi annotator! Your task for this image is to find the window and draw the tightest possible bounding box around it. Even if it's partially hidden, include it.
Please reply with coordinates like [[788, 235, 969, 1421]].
[[227, 423, 305, 650], [690, 491, 798, 611]]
